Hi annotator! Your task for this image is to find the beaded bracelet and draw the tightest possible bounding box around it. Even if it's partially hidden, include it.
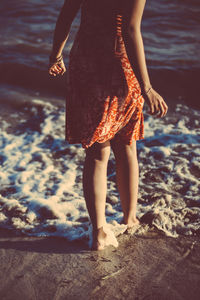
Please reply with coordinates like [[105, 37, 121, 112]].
[[142, 85, 153, 96], [49, 54, 63, 64], [144, 86, 152, 95]]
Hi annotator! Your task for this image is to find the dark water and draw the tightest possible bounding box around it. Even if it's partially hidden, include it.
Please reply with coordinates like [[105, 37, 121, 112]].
[[0, 0, 199, 107]]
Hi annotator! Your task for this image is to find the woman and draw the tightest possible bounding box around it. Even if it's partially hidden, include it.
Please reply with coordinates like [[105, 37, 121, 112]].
[[48, 0, 168, 250]]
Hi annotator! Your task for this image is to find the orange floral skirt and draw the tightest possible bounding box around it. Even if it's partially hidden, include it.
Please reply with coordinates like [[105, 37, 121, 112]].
[[65, 53, 145, 149]]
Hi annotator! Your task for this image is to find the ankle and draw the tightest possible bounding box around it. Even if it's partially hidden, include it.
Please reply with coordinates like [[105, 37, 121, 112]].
[[127, 216, 138, 223], [92, 226, 107, 240], [123, 215, 138, 224]]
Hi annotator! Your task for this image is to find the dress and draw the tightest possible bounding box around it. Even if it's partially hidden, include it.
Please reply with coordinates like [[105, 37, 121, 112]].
[[65, 0, 145, 149]]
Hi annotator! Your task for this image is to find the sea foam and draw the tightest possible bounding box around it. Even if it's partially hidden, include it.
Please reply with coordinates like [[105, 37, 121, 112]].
[[0, 99, 199, 241]]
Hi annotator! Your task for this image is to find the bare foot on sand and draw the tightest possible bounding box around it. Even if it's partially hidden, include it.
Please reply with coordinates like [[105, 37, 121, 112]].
[[121, 217, 140, 229], [91, 228, 108, 251], [91, 225, 119, 251], [127, 218, 140, 229]]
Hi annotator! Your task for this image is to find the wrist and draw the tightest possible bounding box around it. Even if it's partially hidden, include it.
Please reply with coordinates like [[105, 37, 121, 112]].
[[49, 53, 63, 64], [141, 83, 152, 94]]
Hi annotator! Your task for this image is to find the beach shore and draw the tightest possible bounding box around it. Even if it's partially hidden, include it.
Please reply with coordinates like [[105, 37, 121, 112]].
[[0, 229, 199, 300], [0, 91, 200, 299], [0, 1, 200, 299]]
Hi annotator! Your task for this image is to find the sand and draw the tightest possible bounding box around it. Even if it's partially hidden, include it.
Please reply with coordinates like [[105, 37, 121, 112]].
[[0, 229, 200, 300], [0, 83, 200, 300]]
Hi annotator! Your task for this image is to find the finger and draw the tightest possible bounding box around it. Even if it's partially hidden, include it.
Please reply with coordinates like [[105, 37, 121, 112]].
[[150, 102, 154, 114], [157, 101, 165, 117], [49, 61, 62, 69], [49, 69, 56, 76], [56, 64, 62, 72], [53, 65, 62, 73], [160, 100, 168, 117], [163, 103, 168, 116], [50, 64, 61, 74], [154, 101, 159, 114], [61, 67, 66, 75], [159, 100, 168, 117], [153, 104, 160, 115], [49, 68, 57, 77], [50, 66, 57, 74]]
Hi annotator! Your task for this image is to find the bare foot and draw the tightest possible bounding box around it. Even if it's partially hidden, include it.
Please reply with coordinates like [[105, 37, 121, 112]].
[[90, 225, 119, 250], [91, 227, 108, 251], [121, 217, 140, 229], [127, 218, 140, 229]]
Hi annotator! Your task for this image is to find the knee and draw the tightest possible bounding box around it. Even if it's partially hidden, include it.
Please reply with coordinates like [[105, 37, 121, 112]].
[[85, 141, 111, 163], [111, 140, 137, 161]]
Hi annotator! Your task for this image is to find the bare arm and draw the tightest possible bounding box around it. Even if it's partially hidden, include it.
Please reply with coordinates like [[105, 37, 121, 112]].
[[50, 0, 83, 59], [123, 0, 150, 91], [123, 0, 168, 117], [49, 0, 83, 76]]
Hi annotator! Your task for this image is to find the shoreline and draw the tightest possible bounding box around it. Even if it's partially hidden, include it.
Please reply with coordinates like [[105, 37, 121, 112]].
[[0, 230, 199, 300], [0, 85, 199, 299]]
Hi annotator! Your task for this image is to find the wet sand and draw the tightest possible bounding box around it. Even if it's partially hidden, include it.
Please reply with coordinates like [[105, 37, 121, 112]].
[[0, 85, 200, 300], [0, 229, 200, 300]]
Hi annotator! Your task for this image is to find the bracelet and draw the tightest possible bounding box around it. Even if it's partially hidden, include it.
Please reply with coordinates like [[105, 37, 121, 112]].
[[143, 85, 152, 95], [49, 54, 63, 64]]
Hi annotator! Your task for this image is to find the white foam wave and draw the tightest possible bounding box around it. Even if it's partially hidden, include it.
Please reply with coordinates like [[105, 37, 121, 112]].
[[0, 99, 199, 241]]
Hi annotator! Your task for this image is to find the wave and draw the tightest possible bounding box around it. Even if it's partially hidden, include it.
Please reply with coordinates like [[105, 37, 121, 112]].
[[0, 97, 199, 240]]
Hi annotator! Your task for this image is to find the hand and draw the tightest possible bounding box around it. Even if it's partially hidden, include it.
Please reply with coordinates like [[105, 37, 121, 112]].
[[48, 57, 66, 77], [143, 88, 168, 117]]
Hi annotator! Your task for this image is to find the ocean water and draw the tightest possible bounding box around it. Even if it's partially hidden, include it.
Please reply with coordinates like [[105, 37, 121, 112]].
[[0, 0, 199, 241], [0, 0, 199, 106]]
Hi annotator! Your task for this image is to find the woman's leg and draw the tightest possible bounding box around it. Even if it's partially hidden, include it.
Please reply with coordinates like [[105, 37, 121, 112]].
[[83, 140, 111, 249], [110, 137, 139, 227]]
